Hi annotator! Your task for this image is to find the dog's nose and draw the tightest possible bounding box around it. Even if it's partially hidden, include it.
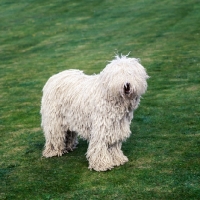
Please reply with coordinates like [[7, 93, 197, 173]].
[[124, 83, 130, 94]]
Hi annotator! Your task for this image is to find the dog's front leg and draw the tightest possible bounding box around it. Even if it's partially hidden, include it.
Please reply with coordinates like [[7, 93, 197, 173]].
[[108, 141, 128, 166], [86, 134, 115, 171]]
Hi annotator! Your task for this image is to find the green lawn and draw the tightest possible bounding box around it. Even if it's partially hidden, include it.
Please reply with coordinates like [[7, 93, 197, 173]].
[[0, 0, 200, 199]]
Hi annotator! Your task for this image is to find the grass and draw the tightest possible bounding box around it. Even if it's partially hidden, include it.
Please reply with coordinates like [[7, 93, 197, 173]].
[[0, 0, 200, 199]]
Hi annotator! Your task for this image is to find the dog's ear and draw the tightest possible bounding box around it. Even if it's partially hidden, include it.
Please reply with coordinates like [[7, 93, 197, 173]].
[[124, 82, 131, 95]]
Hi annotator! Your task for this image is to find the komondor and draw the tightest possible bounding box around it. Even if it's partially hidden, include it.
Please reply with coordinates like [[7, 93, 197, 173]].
[[40, 55, 149, 171]]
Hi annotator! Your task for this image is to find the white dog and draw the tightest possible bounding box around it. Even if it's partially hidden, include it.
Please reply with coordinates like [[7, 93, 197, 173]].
[[41, 55, 149, 171]]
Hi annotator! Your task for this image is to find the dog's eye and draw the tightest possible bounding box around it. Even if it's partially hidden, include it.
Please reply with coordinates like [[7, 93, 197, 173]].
[[124, 83, 130, 94]]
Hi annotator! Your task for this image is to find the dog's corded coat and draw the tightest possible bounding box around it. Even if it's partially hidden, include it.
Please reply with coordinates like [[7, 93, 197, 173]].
[[41, 55, 149, 171]]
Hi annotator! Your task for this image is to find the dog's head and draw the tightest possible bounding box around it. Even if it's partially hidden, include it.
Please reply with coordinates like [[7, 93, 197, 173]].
[[100, 55, 149, 101]]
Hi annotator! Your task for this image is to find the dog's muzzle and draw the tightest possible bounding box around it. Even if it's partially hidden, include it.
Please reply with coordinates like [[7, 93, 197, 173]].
[[124, 83, 131, 94]]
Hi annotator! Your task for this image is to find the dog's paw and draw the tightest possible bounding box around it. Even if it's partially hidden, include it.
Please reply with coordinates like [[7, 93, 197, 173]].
[[88, 164, 114, 172], [112, 155, 128, 166]]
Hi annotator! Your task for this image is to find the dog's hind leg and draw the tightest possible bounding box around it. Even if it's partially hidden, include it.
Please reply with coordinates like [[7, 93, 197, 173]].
[[42, 124, 67, 157], [65, 130, 79, 151]]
